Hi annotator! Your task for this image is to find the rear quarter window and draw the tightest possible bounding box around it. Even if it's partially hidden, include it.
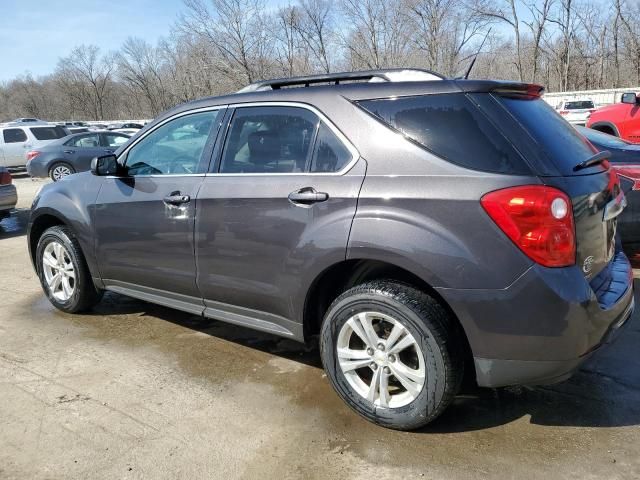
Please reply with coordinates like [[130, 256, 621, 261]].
[[357, 93, 531, 175], [29, 126, 67, 140]]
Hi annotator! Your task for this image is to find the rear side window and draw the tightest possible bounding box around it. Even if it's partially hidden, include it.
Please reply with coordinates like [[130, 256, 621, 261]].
[[220, 106, 318, 173], [67, 134, 100, 147], [104, 133, 129, 147], [498, 95, 598, 175], [310, 123, 352, 172], [3, 128, 27, 143], [357, 94, 530, 174], [29, 126, 67, 140]]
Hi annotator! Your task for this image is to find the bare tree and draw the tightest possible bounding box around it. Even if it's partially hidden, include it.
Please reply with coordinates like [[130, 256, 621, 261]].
[[340, 0, 412, 69], [55, 45, 114, 120], [178, 0, 273, 84], [474, 0, 524, 81], [524, 0, 554, 82]]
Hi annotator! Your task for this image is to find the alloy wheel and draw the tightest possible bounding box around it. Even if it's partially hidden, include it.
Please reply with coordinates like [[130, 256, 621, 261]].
[[52, 165, 72, 181], [336, 311, 426, 408], [42, 241, 76, 301]]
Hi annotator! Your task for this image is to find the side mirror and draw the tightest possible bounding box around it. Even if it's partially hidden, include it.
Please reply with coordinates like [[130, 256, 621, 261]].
[[91, 154, 120, 176], [621, 92, 638, 105]]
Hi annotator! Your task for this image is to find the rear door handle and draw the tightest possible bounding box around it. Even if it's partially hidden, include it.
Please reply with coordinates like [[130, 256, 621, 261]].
[[64, 150, 75, 154], [288, 188, 329, 205], [163, 192, 191, 206]]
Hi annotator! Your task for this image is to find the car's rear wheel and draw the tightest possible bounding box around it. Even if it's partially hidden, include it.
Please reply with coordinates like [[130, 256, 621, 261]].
[[36, 225, 103, 313], [49, 163, 75, 181], [320, 281, 463, 430]]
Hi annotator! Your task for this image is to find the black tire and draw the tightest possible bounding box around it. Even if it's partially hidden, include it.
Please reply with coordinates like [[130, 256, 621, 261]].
[[49, 162, 76, 181], [36, 225, 103, 313], [320, 280, 463, 430]]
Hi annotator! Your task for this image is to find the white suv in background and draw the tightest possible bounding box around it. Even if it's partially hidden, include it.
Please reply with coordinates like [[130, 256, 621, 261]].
[[0, 124, 69, 168], [557, 99, 596, 125]]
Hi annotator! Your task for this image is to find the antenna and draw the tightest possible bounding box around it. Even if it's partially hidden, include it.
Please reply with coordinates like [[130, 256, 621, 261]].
[[463, 27, 492, 80]]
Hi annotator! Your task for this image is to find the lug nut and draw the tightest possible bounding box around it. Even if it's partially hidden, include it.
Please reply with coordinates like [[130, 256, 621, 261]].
[[377, 343, 385, 351], [388, 354, 396, 363], [366, 348, 374, 356], [383, 366, 390, 374], [370, 363, 378, 370]]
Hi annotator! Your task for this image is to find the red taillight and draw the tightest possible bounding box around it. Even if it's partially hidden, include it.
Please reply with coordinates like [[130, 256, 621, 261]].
[[481, 186, 576, 268], [613, 164, 640, 190], [26, 150, 40, 162], [0, 171, 12, 185], [559, 110, 569, 115]]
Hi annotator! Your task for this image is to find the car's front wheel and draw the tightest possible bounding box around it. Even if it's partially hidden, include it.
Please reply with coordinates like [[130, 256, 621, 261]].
[[49, 162, 75, 181], [36, 225, 103, 313], [320, 281, 463, 430]]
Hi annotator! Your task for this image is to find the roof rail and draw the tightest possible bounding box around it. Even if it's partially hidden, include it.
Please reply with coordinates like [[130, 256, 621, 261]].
[[237, 68, 445, 93]]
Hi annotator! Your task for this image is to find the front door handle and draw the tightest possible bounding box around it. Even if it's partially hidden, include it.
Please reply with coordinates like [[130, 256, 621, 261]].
[[163, 192, 191, 206], [288, 188, 329, 205], [64, 150, 75, 154]]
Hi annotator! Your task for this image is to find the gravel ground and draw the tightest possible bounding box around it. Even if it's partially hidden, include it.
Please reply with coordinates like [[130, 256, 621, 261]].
[[1, 174, 639, 479]]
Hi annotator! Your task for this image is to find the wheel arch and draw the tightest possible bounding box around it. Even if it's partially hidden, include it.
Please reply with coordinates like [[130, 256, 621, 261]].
[[303, 258, 475, 382], [28, 212, 69, 271], [589, 121, 620, 137]]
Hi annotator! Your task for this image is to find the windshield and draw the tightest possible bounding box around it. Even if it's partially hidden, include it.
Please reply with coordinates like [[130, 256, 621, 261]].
[[565, 101, 595, 110]]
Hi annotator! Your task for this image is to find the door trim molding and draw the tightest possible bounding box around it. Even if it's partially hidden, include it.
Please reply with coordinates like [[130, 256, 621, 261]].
[[102, 279, 304, 341]]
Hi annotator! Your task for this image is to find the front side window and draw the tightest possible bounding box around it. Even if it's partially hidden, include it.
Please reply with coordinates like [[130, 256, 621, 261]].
[[220, 106, 318, 173], [126, 110, 219, 176], [3, 128, 28, 143], [67, 134, 100, 148], [104, 133, 129, 147]]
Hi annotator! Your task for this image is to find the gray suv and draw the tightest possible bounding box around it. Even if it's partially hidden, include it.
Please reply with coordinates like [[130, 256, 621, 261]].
[[28, 69, 634, 430]]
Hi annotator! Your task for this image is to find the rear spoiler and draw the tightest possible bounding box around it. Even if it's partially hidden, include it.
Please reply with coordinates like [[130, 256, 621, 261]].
[[455, 80, 545, 97]]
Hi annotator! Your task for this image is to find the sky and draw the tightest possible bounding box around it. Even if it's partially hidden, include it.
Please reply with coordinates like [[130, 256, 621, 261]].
[[0, 0, 189, 82]]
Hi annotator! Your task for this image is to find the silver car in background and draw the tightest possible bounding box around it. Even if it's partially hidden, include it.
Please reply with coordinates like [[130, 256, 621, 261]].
[[0, 124, 69, 168]]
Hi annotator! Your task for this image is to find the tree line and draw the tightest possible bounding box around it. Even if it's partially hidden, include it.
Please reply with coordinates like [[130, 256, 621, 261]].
[[1, 0, 639, 122]]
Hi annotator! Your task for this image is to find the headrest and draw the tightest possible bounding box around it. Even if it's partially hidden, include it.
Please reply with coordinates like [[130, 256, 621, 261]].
[[248, 130, 281, 162]]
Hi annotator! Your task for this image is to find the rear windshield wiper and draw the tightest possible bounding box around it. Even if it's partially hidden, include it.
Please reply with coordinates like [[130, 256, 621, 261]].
[[573, 151, 610, 171]]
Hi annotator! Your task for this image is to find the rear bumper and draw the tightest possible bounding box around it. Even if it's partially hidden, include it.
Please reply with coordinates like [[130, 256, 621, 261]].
[[26, 160, 48, 178], [436, 250, 634, 388], [0, 184, 17, 215], [474, 295, 634, 387]]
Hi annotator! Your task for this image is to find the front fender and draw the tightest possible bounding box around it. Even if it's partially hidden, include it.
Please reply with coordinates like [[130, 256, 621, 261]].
[[29, 173, 103, 284]]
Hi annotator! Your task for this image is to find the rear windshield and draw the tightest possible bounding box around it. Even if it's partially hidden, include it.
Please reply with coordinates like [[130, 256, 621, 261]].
[[357, 93, 531, 174], [564, 101, 594, 110], [29, 126, 68, 140], [497, 95, 599, 175]]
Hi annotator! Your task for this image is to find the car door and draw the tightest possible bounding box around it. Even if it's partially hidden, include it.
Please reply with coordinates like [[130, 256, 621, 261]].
[[1, 128, 32, 167], [94, 107, 224, 308], [62, 133, 105, 171], [195, 104, 365, 335]]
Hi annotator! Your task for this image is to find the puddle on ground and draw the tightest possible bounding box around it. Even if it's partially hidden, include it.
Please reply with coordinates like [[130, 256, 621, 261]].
[[0, 209, 29, 238], [17, 287, 640, 472]]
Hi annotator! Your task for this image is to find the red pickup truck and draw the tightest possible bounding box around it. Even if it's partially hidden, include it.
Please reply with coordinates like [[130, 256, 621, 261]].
[[587, 92, 640, 143]]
